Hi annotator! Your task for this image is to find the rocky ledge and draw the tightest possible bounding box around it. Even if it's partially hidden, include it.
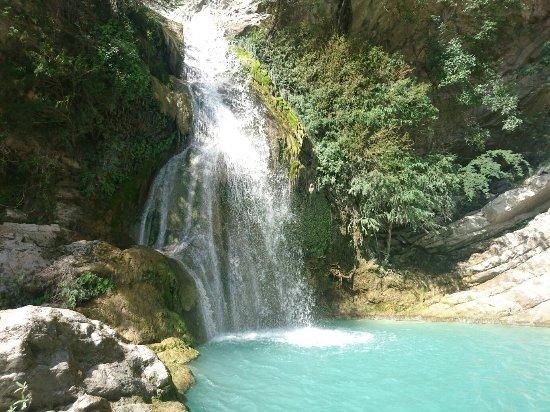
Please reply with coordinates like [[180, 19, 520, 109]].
[[0, 306, 188, 411], [332, 166, 550, 326], [418, 165, 550, 253], [422, 208, 549, 325]]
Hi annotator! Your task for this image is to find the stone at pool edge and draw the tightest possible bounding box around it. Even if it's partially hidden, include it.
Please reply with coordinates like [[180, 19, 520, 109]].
[[150, 337, 200, 396], [0, 305, 182, 411]]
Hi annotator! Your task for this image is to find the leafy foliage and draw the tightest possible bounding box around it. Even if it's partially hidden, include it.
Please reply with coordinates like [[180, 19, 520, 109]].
[[241, 3, 531, 259], [461, 149, 530, 202], [7, 381, 32, 412], [428, 0, 524, 148], [0, 0, 179, 228], [58, 271, 115, 309]]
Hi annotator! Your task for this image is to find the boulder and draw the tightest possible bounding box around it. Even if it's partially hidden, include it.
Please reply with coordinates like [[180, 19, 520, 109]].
[[0, 306, 176, 411], [160, 18, 184, 76], [0, 226, 198, 344], [150, 338, 199, 396], [39, 240, 197, 344]]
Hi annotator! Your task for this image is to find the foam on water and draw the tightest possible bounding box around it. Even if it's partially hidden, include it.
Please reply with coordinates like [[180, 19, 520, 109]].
[[188, 320, 550, 412], [213, 326, 374, 348]]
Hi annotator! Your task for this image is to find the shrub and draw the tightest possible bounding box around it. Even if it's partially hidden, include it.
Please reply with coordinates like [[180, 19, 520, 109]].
[[240, 7, 530, 259], [58, 272, 115, 309], [461, 149, 530, 202]]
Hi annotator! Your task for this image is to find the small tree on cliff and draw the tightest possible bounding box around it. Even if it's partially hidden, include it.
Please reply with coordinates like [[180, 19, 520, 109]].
[[348, 133, 460, 261]]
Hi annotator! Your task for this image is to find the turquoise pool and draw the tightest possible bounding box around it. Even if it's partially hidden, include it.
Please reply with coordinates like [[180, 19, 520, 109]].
[[186, 320, 550, 411]]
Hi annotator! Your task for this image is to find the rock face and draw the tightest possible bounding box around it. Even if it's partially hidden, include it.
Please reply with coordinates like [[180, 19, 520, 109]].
[[0, 306, 174, 411], [423, 209, 550, 324], [418, 166, 550, 253], [416, 169, 549, 324], [152, 76, 192, 136], [0, 223, 74, 307]]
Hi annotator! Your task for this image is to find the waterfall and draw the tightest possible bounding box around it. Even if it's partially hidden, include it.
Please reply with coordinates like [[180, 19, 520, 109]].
[[140, 3, 313, 339]]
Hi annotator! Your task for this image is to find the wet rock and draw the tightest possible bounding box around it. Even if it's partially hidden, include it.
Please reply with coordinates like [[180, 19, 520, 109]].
[[152, 76, 192, 136], [0, 306, 173, 411], [150, 338, 199, 396]]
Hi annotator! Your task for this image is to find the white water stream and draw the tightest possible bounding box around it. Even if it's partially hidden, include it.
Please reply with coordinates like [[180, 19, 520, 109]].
[[139, 2, 312, 339]]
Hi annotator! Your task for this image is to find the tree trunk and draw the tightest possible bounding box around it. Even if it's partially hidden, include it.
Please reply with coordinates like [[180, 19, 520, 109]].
[[384, 223, 392, 263]]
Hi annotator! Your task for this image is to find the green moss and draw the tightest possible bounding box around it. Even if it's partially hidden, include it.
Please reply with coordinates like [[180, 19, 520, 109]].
[[233, 46, 304, 181], [298, 192, 333, 258], [78, 246, 196, 344]]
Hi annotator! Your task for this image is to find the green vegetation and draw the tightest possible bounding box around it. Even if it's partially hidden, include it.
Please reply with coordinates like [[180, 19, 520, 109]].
[[240, 0, 532, 259], [427, 0, 525, 149], [0, 0, 180, 237], [58, 271, 115, 309], [297, 192, 333, 258], [7, 381, 31, 412]]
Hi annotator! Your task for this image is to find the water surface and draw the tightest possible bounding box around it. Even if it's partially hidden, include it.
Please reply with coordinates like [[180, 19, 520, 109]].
[[187, 320, 550, 411]]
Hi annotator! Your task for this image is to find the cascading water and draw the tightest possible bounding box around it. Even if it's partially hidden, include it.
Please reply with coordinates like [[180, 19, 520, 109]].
[[139, 3, 313, 339]]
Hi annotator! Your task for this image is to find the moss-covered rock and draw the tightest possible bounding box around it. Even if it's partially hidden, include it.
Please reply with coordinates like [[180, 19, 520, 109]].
[[72, 243, 197, 344], [234, 46, 305, 181], [150, 337, 199, 396], [5, 236, 197, 344], [152, 76, 192, 136]]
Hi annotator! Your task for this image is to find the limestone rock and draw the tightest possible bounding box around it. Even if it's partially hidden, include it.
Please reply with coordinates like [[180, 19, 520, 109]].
[[0, 306, 173, 411], [418, 166, 550, 252], [160, 18, 184, 75], [150, 338, 199, 396], [0, 223, 73, 307], [423, 209, 550, 325]]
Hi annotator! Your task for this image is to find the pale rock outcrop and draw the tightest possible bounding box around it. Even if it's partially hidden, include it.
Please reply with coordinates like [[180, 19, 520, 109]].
[[423, 209, 550, 324], [0, 306, 175, 411], [418, 166, 550, 252]]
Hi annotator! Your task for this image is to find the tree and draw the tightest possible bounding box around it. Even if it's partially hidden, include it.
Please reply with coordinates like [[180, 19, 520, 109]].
[[348, 134, 460, 260]]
